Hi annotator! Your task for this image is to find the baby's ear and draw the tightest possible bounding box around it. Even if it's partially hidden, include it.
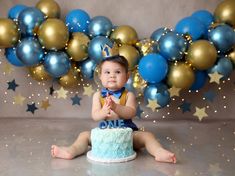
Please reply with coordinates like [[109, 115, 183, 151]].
[[127, 71, 130, 80]]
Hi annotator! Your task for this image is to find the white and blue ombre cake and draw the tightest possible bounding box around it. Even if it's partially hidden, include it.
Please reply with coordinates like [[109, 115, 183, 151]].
[[87, 127, 136, 163]]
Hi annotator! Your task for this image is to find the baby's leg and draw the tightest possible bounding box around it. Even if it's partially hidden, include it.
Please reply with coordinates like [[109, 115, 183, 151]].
[[51, 131, 91, 160], [133, 131, 176, 163]]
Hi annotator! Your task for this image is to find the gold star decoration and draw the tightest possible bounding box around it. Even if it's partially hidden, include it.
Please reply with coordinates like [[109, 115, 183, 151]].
[[83, 85, 95, 97], [146, 99, 160, 112], [56, 87, 68, 99], [208, 163, 222, 175], [41, 99, 50, 110], [193, 107, 208, 121], [3, 63, 14, 74], [168, 86, 181, 97], [208, 72, 223, 84], [13, 93, 26, 106]]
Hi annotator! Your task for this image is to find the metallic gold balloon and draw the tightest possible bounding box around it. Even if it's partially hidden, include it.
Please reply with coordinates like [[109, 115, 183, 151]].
[[36, 0, 61, 18], [66, 32, 90, 62], [110, 25, 138, 45], [29, 64, 51, 81], [135, 38, 156, 56], [186, 40, 217, 70], [0, 18, 19, 48], [214, 0, 235, 27], [228, 47, 235, 65], [38, 19, 69, 50], [119, 44, 140, 70], [132, 68, 146, 97], [167, 63, 195, 89], [59, 64, 81, 88]]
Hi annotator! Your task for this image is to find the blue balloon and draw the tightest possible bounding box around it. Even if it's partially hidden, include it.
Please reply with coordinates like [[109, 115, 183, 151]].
[[65, 9, 91, 33], [159, 32, 188, 61], [88, 16, 113, 37], [175, 16, 206, 41], [18, 7, 45, 36], [207, 56, 233, 79], [191, 10, 214, 28], [16, 37, 44, 66], [8, 4, 27, 20], [88, 36, 116, 63], [150, 27, 171, 42], [144, 83, 170, 108], [208, 24, 235, 53], [190, 70, 207, 91], [44, 52, 71, 78], [139, 53, 168, 84], [80, 58, 97, 80], [5, 47, 24, 67]]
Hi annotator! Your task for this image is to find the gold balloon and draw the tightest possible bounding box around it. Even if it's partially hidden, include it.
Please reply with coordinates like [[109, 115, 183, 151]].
[[0, 18, 19, 48], [186, 40, 217, 70], [59, 64, 81, 88], [29, 64, 51, 81], [119, 44, 140, 70], [214, 0, 235, 27], [38, 19, 69, 50], [135, 38, 156, 56], [167, 63, 195, 89], [132, 69, 146, 97], [66, 32, 90, 62], [110, 25, 138, 45], [228, 47, 235, 65], [36, 0, 61, 18]]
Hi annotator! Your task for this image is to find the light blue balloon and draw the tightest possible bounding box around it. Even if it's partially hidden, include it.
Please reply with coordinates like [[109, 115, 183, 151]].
[[16, 37, 44, 66], [88, 36, 115, 63], [159, 32, 188, 61], [150, 27, 171, 42], [175, 16, 206, 41], [5, 47, 24, 67], [88, 16, 113, 38], [191, 10, 214, 28], [18, 7, 45, 36], [208, 24, 235, 53], [207, 57, 233, 79], [139, 53, 168, 84], [65, 9, 91, 33], [44, 52, 71, 78], [190, 70, 207, 91], [144, 83, 170, 108], [80, 58, 97, 80], [8, 4, 27, 20]]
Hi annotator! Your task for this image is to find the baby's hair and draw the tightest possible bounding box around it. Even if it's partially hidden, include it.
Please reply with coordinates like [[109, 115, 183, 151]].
[[99, 55, 129, 73]]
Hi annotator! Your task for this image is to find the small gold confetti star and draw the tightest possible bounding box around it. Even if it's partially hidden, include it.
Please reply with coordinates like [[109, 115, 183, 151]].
[[3, 63, 14, 74], [208, 72, 223, 84], [41, 99, 50, 110], [168, 86, 181, 97], [146, 99, 160, 112], [208, 163, 222, 175], [56, 87, 68, 99], [83, 85, 94, 97], [13, 93, 26, 106], [193, 107, 208, 121]]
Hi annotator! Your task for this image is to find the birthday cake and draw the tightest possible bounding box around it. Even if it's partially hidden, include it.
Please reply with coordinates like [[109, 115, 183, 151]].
[[87, 125, 136, 163]]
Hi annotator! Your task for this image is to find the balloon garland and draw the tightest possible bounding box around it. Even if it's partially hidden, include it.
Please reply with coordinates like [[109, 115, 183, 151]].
[[0, 0, 235, 110]]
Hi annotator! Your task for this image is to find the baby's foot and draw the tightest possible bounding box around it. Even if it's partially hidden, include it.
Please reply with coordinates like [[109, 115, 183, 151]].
[[155, 148, 176, 164], [51, 145, 73, 160]]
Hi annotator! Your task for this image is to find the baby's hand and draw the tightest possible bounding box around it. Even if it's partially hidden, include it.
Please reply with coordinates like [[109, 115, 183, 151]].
[[101, 101, 111, 118], [106, 96, 117, 111]]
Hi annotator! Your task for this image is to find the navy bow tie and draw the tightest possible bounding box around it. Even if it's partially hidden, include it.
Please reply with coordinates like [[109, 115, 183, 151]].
[[101, 87, 125, 99]]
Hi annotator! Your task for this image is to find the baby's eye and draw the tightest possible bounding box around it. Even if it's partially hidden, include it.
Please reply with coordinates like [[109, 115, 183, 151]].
[[104, 71, 110, 74], [115, 70, 121, 74]]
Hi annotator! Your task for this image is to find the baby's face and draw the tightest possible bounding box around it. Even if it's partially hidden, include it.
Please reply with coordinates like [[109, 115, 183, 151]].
[[100, 61, 129, 91]]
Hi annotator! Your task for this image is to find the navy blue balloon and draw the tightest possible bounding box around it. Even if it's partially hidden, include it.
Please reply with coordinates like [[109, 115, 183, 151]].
[[191, 10, 214, 28], [159, 32, 188, 61], [88, 16, 113, 37], [8, 4, 27, 20], [18, 7, 45, 36], [5, 47, 24, 67], [44, 52, 71, 78], [88, 36, 116, 63], [16, 37, 44, 66], [65, 9, 91, 33], [150, 27, 171, 42], [80, 58, 97, 80], [175, 16, 206, 41], [190, 70, 207, 91], [207, 57, 233, 79], [144, 83, 170, 108], [139, 53, 168, 83], [208, 24, 235, 53]]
